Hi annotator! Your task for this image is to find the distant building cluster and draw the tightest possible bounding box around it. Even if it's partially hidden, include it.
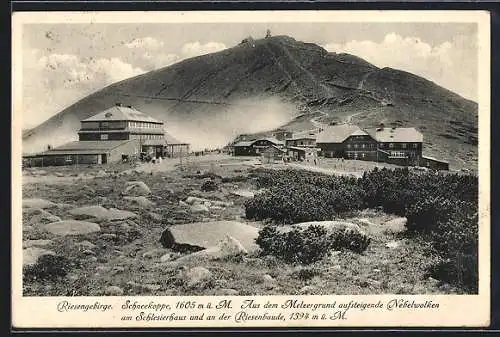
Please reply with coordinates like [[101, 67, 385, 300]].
[[230, 124, 449, 170], [23, 103, 190, 167]]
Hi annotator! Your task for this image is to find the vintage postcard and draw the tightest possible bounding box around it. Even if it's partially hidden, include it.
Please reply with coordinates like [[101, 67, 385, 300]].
[[12, 10, 490, 328]]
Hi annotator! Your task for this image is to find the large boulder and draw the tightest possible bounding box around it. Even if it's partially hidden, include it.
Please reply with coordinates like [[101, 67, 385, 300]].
[[159, 221, 259, 252], [170, 235, 248, 265], [23, 247, 56, 267], [23, 208, 61, 225], [69, 205, 109, 219], [23, 239, 54, 249], [69, 205, 137, 221], [23, 198, 56, 209], [122, 181, 151, 196], [42, 220, 101, 236]]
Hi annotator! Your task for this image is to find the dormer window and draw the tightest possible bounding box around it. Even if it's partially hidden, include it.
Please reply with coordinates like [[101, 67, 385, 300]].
[[105, 112, 113, 118]]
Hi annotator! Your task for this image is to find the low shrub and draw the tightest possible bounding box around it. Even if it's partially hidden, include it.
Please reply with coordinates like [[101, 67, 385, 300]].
[[201, 179, 219, 192], [23, 255, 75, 282], [256, 225, 370, 264]]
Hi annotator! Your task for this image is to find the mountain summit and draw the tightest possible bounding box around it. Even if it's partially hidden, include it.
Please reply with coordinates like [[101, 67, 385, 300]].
[[22, 35, 477, 168]]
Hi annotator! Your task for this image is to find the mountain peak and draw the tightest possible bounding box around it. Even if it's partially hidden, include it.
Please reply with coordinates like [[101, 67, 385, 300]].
[[23, 34, 477, 168]]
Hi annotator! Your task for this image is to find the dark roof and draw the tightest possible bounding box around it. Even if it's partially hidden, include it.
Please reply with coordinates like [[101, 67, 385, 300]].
[[316, 124, 364, 143], [422, 155, 449, 164], [365, 127, 423, 143], [82, 105, 163, 124], [288, 146, 319, 152], [40, 140, 134, 155]]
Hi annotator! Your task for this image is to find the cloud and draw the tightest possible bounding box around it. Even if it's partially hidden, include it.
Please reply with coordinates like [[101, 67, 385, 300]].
[[323, 33, 477, 101], [180, 41, 227, 58], [140, 51, 180, 71], [125, 36, 164, 50], [22, 48, 145, 129]]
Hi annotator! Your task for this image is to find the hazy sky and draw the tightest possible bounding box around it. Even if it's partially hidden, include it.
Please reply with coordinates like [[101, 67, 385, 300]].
[[21, 22, 478, 129]]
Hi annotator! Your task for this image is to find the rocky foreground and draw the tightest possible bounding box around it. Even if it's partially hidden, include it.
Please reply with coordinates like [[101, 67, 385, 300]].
[[21, 162, 457, 296]]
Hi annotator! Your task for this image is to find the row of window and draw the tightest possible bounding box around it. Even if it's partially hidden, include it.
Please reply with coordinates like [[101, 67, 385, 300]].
[[380, 143, 419, 149], [130, 134, 164, 140], [346, 143, 376, 149], [346, 152, 367, 159], [129, 122, 162, 129], [389, 151, 408, 158]]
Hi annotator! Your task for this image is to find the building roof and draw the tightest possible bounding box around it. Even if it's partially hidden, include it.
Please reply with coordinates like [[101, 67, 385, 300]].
[[288, 146, 319, 152], [164, 132, 190, 145], [422, 155, 449, 164], [365, 127, 423, 143], [262, 145, 287, 153], [82, 105, 163, 124], [40, 140, 134, 155], [143, 139, 167, 146], [232, 141, 254, 147], [289, 130, 318, 140], [316, 124, 363, 143], [258, 137, 284, 145]]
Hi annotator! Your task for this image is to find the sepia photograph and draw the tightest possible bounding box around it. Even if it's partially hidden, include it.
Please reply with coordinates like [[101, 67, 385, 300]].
[[11, 10, 491, 328]]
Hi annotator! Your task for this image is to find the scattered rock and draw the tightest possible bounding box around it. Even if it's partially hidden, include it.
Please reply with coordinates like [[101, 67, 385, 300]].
[[185, 196, 232, 207], [190, 204, 209, 213], [385, 240, 402, 249], [82, 249, 95, 255], [262, 274, 277, 289], [355, 218, 376, 227], [160, 253, 175, 262], [69, 205, 137, 221], [104, 285, 124, 296], [384, 217, 408, 231], [23, 247, 56, 267], [96, 170, 108, 178], [69, 205, 109, 219], [299, 285, 317, 295], [178, 266, 212, 287], [42, 220, 101, 236], [124, 196, 155, 208], [23, 198, 56, 209], [148, 212, 163, 222], [215, 288, 239, 296], [229, 190, 255, 198], [159, 221, 260, 252], [24, 208, 62, 225], [142, 248, 166, 259], [179, 200, 189, 207], [102, 233, 117, 240], [172, 235, 248, 265], [123, 181, 151, 196], [76, 240, 97, 250], [106, 208, 138, 221], [23, 239, 54, 249]]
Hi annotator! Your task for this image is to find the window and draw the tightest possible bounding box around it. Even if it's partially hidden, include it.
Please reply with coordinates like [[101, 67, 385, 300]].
[[347, 144, 351, 149], [389, 143, 394, 148], [402, 143, 407, 149], [362, 144, 365, 149], [101, 122, 108, 128], [101, 134, 108, 140], [362, 153, 365, 158], [413, 143, 418, 148], [354, 144, 358, 149]]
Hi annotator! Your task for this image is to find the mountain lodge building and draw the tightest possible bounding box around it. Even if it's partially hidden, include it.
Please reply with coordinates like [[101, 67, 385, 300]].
[[23, 103, 190, 166]]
